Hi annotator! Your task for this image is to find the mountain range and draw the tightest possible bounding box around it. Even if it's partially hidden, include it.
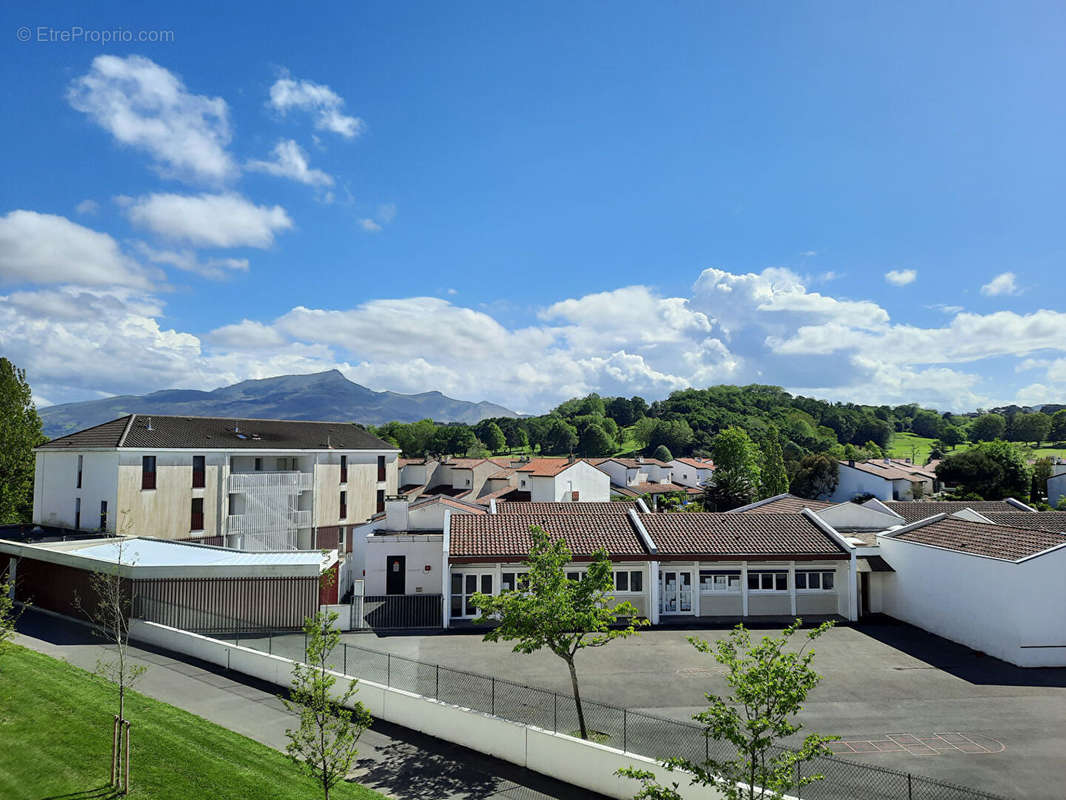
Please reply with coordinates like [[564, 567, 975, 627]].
[[38, 370, 517, 439]]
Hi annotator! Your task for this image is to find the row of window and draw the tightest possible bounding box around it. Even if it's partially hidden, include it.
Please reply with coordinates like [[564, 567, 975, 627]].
[[140, 455, 205, 490], [339, 489, 387, 519], [73, 498, 107, 531], [700, 569, 836, 593]]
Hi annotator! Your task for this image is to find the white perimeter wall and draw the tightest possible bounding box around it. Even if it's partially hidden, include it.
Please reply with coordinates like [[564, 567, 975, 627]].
[[128, 620, 747, 800], [877, 537, 1066, 667]]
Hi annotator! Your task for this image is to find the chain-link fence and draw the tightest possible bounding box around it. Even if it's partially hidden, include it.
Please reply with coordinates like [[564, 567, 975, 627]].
[[220, 630, 1011, 800]]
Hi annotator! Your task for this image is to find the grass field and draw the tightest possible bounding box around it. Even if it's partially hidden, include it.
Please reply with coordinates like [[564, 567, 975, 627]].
[[887, 432, 1066, 464], [0, 646, 387, 800]]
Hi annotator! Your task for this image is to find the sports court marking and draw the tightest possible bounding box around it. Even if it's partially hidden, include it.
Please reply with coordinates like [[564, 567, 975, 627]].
[[828, 732, 1005, 757]]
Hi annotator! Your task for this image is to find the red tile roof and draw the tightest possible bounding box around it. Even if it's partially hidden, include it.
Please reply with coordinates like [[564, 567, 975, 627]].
[[639, 513, 848, 559], [621, 481, 690, 495], [672, 457, 715, 470], [494, 501, 641, 515], [593, 457, 673, 469], [515, 458, 584, 476], [891, 516, 1066, 561], [731, 495, 833, 514], [841, 459, 938, 481], [448, 514, 648, 560]]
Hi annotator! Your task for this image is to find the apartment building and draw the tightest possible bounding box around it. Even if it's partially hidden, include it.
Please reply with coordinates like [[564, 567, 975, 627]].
[[33, 414, 399, 551]]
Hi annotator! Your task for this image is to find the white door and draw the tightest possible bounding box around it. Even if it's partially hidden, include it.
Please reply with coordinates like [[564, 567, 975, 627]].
[[660, 570, 694, 615]]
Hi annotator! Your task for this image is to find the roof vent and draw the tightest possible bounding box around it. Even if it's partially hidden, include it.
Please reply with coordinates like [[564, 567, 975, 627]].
[[234, 421, 240, 434], [145, 417, 153, 431]]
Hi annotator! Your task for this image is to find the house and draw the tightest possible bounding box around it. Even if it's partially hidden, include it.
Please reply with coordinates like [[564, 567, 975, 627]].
[[32, 415, 399, 552], [877, 514, 1066, 667], [667, 457, 715, 489], [1048, 464, 1066, 508], [830, 458, 940, 502], [397, 457, 515, 502], [512, 457, 611, 502], [592, 457, 674, 488], [0, 530, 337, 631]]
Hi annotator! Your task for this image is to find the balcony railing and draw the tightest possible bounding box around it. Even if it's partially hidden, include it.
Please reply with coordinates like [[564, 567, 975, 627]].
[[226, 509, 312, 535], [228, 471, 313, 492]]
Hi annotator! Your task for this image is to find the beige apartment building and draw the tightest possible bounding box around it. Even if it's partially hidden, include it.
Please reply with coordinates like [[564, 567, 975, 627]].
[[33, 414, 399, 552]]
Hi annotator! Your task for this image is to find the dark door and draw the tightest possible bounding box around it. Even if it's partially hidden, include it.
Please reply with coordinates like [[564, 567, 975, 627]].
[[386, 555, 406, 595], [859, 572, 870, 618]]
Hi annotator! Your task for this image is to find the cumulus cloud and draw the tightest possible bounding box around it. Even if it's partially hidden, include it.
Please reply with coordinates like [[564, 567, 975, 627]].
[[68, 55, 235, 183], [75, 199, 99, 216], [269, 73, 364, 138], [133, 242, 249, 280], [246, 139, 333, 187], [981, 272, 1020, 296], [885, 269, 917, 286], [0, 210, 153, 288], [125, 192, 293, 248]]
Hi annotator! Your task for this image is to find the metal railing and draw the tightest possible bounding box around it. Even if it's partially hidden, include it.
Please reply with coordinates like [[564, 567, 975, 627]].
[[361, 594, 443, 629], [228, 471, 314, 491], [220, 630, 1011, 800], [226, 509, 311, 535]]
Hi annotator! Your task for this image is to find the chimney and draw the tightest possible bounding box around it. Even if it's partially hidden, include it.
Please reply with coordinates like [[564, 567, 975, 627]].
[[571, 490, 580, 502], [383, 497, 410, 532], [146, 417, 153, 431], [637, 456, 644, 464], [848, 459, 855, 467]]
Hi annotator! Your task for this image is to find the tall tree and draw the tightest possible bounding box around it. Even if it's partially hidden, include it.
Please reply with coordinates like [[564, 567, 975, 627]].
[[0, 359, 45, 524], [471, 527, 646, 740], [759, 426, 789, 497], [619, 621, 837, 800], [284, 610, 372, 800], [476, 421, 507, 454], [1010, 412, 1052, 446], [935, 441, 1031, 500], [578, 423, 613, 458], [790, 454, 839, 500], [969, 413, 1006, 443], [1050, 410, 1066, 443], [703, 428, 763, 510], [541, 418, 579, 455]]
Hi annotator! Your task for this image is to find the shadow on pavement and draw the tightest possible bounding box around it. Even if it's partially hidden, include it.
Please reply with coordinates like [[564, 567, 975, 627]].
[[854, 615, 1066, 688]]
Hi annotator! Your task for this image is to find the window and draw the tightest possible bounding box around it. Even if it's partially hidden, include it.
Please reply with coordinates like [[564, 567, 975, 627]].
[[614, 570, 644, 592], [190, 498, 204, 531], [254, 457, 263, 472], [277, 457, 294, 471], [141, 455, 156, 490], [501, 571, 529, 592], [700, 570, 741, 592], [377, 455, 386, 482], [340, 455, 348, 484], [76, 455, 83, 489], [99, 501, 108, 531], [339, 491, 347, 519], [796, 570, 835, 591], [376, 489, 385, 514], [74, 498, 81, 530], [747, 570, 788, 592], [566, 570, 582, 582], [192, 455, 205, 488], [451, 572, 492, 617]]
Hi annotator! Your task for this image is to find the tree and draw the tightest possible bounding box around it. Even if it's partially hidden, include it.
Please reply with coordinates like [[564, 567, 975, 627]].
[[935, 441, 1031, 500], [392, 419, 437, 457], [759, 426, 789, 498], [910, 410, 944, 439], [1011, 412, 1052, 446], [651, 444, 673, 463], [0, 562, 18, 658], [1031, 457, 1054, 503], [507, 425, 530, 452], [790, 454, 839, 500], [471, 527, 646, 740], [702, 468, 758, 511], [284, 610, 372, 800], [648, 419, 695, 456], [631, 417, 659, 450], [1050, 410, 1066, 443], [940, 425, 965, 449], [0, 359, 45, 524], [712, 428, 762, 488], [579, 423, 614, 458], [76, 533, 146, 793], [541, 418, 579, 455], [619, 620, 837, 800], [477, 421, 507, 454], [970, 413, 1006, 443]]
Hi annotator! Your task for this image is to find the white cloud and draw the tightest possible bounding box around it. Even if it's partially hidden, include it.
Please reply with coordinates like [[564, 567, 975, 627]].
[[927, 303, 963, 314], [0, 210, 153, 288], [885, 268, 917, 286], [268, 73, 364, 138], [358, 203, 396, 233], [75, 199, 99, 216], [133, 242, 249, 280], [246, 139, 333, 187], [68, 55, 235, 183], [981, 272, 1020, 296], [358, 218, 382, 232], [377, 203, 397, 224], [125, 192, 293, 248]]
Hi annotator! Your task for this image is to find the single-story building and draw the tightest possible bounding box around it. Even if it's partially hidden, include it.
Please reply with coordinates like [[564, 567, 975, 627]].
[[830, 459, 939, 502]]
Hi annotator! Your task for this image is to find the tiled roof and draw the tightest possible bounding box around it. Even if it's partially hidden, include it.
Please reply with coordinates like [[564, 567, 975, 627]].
[[731, 494, 833, 514], [494, 501, 641, 515], [892, 516, 1066, 561], [672, 457, 715, 470], [981, 512, 1066, 533], [473, 486, 525, 505], [593, 457, 672, 469], [515, 458, 584, 476], [369, 494, 487, 520], [487, 469, 516, 480], [840, 460, 937, 481], [40, 414, 396, 451], [622, 482, 690, 495], [882, 500, 1029, 523], [448, 514, 648, 560], [640, 513, 848, 558]]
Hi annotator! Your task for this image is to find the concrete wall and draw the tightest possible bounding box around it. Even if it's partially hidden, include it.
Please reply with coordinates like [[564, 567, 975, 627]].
[[877, 536, 1066, 667], [1049, 473, 1066, 508], [34, 451, 120, 531], [830, 465, 891, 502], [117, 452, 226, 540], [364, 535, 445, 595], [127, 620, 739, 800]]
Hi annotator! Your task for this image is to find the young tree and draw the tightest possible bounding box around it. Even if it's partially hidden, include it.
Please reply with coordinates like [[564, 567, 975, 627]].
[[702, 468, 758, 511], [619, 620, 837, 800], [759, 426, 789, 498], [471, 526, 646, 740], [77, 534, 146, 792], [0, 358, 46, 524], [284, 610, 372, 800]]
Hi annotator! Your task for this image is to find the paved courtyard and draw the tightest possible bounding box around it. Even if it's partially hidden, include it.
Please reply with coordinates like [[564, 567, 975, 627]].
[[235, 617, 1066, 800]]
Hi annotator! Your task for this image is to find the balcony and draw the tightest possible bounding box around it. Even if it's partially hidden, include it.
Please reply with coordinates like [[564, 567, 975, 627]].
[[227, 509, 312, 535], [228, 471, 313, 492]]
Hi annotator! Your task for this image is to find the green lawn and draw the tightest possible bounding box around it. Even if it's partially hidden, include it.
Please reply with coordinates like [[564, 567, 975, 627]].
[[0, 646, 387, 800], [888, 432, 1066, 464]]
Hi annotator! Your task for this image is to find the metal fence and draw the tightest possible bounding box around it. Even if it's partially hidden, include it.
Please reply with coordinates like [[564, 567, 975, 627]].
[[360, 594, 443, 629], [221, 630, 1010, 800]]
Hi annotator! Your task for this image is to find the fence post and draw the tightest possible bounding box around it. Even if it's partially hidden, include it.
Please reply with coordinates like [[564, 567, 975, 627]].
[[268, 632, 272, 656], [907, 773, 913, 800], [435, 664, 440, 700], [491, 677, 495, 716], [387, 652, 391, 687], [623, 709, 627, 752], [343, 643, 348, 675], [553, 692, 558, 733]]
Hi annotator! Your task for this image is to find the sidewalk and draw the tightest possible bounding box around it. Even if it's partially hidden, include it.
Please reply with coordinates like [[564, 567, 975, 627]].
[[14, 609, 607, 800]]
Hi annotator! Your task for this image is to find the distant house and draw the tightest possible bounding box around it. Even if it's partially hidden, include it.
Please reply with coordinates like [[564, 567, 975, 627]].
[[830, 458, 939, 502], [667, 457, 715, 489], [513, 457, 611, 502], [593, 457, 674, 487]]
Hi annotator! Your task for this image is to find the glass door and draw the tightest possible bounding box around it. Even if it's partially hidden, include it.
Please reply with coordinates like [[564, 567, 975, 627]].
[[660, 570, 694, 614]]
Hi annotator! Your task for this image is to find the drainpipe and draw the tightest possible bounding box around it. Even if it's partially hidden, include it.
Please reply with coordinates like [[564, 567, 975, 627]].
[[848, 551, 859, 622], [441, 510, 451, 629], [649, 561, 660, 625]]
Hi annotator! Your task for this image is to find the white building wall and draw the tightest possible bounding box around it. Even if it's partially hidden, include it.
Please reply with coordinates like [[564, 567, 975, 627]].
[[33, 450, 120, 531], [877, 536, 1066, 667], [1048, 473, 1066, 508], [668, 461, 713, 489], [829, 464, 892, 502], [529, 462, 611, 502], [364, 535, 445, 595]]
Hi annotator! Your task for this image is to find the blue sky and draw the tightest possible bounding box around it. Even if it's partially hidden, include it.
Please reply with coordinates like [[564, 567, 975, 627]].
[[2, 1, 1065, 413]]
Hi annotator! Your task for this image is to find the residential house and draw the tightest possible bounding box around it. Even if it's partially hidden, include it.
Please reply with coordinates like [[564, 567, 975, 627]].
[[830, 458, 940, 502], [667, 457, 715, 489], [513, 457, 611, 502]]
